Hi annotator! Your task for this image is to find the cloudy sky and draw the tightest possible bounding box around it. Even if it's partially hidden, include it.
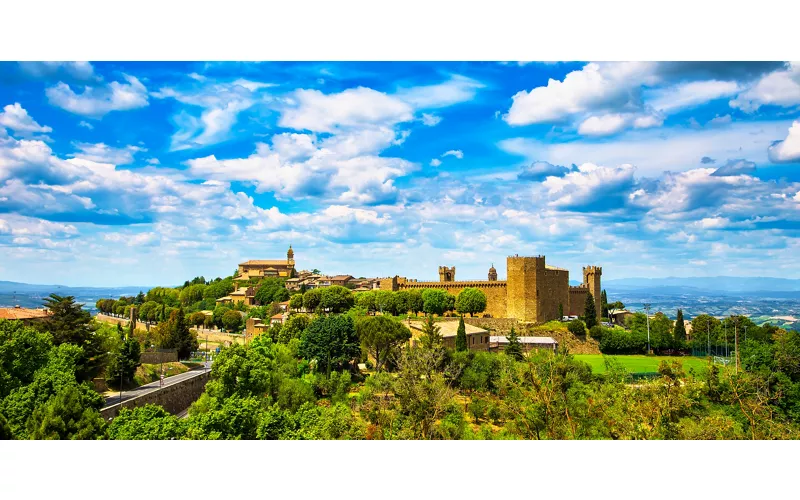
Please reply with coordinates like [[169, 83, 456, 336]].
[[1, 61, 799, 286]]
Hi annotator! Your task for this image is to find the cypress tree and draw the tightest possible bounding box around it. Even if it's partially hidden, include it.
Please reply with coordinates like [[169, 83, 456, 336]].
[[601, 289, 609, 318], [673, 309, 687, 346], [505, 326, 523, 360], [583, 292, 597, 329], [455, 315, 468, 352], [558, 303, 564, 320]]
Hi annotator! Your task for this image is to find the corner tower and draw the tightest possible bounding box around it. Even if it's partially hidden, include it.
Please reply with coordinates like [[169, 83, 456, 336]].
[[438, 266, 456, 282], [583, 266, 602, 322]]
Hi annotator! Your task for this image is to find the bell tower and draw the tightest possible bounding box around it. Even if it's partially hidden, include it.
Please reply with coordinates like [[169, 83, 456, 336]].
[[287, 244, 294, 263], [488, 264, 497, 281]]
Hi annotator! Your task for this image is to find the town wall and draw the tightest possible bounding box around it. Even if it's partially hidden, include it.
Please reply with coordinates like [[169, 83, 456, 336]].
[[100, 370, 210, 420], [394, 280, 507, 318], [568, 286, 589, 316], [537, 267, 570, 323]]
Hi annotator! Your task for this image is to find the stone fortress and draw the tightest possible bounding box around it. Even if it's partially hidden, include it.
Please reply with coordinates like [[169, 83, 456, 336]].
[[380, 255, 602, 323]]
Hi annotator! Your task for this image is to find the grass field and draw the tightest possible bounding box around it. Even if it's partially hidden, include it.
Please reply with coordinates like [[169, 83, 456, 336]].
[[573, 354, 712, 374]]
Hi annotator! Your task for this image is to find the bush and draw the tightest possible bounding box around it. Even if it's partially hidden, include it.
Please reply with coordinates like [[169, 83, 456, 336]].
[[589, 325, 604, 341], [568, 319, 586, 336]]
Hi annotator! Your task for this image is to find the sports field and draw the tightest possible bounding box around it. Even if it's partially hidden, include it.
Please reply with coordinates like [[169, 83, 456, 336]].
[[573, 354, 712, 374]]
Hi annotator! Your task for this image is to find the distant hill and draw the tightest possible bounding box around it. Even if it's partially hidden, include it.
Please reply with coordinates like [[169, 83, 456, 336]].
[[603, 276, 800, 296], [0, 281, 156, 311]]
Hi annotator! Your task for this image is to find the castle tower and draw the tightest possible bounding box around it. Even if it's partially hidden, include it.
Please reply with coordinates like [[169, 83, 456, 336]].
[[488, 264, 497, 281], [583, 266, 602, 322], [438, 266, 456, 282], [506, 255, 545, 322]]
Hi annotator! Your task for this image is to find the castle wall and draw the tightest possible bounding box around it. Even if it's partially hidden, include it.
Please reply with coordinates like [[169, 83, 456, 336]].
[[568, 286, 588, 316], [506, 256, 539, 322], [394, 280, 508, 318], [537, 268, 570, 323]]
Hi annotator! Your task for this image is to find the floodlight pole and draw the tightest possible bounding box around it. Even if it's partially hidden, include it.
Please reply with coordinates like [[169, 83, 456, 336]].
[[733, 316, 740, 374]]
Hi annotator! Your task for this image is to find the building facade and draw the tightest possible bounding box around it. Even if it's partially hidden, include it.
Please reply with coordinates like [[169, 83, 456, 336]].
[[237, 245, 296, 281], [380, 255, 602, 324]]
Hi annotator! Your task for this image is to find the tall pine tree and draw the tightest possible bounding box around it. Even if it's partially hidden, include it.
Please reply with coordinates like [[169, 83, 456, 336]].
[[583, 292, 597, 329], [673, 309, 687, 347], [504, 326, 523, 360], [455, 315, 467, 351], [601, 289, 609, 319]]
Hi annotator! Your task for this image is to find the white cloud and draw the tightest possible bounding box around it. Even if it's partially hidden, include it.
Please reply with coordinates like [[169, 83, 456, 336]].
[[430, 158, 442, 167], [396, 75, 484, 109], [730, 62, 800, 112], [18, 62, 96, 81], [577, 114, 628, 136], [647, 80, 740, 113], [442, 150, 464, 159], [421, 113, 442, 126], [278, 87, 413, 133], [0, 103, 53, 134], [541, 163, 637, 211], [768, 120, 800, 163], [46, 74, 149, 118], [69, 142, 145, 165], [78, 120, 94, 129]]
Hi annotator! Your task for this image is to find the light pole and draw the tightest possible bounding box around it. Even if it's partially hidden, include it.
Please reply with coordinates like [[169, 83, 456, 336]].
[[707, 319, 710, 358], [643, 303, 651, 354], [733, 315, 740, 374]]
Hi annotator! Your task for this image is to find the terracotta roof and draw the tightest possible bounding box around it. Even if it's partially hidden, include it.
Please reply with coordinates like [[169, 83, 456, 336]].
[[0, 307, 51, 320], [407, 320, 487, 338], [240, 260, 293, 266], [330, 275, 353, 281], [271, 313, 284, 319]]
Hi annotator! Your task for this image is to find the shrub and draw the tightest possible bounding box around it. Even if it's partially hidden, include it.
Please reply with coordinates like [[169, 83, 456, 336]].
[[568, 319, 586, 336], [589, 325, 604, 341]]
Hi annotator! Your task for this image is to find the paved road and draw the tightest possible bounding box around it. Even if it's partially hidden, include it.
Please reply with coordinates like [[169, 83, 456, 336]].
[[102, 365, 211, 409]]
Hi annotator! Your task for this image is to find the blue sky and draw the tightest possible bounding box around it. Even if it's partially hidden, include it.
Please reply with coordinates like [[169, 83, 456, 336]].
[[1, 61, 799, 286]]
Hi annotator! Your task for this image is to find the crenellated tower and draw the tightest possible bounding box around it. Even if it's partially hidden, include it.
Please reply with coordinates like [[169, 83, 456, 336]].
[[583, 265, 602, 322], [438, 266, 456, 282]]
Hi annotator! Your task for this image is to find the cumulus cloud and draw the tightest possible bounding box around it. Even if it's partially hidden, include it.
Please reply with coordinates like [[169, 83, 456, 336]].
[[647, 80, 740, 113], [421, 113, 442, 126], [430, 158, 442, 167], [46, 74, 149, 118], [0, 103, 52, 135], [711, 158, 756, 177], [17, 62, 96, 82], [396, 75, 484, 109], [768, 121, 800, 163], [78, 120, 94, 129], [730, 62, 800, 112], [517, 161, 572, 182], [69, 142, 145, 165], [153, 78, 274, 151], [542, 163, 637, 211]]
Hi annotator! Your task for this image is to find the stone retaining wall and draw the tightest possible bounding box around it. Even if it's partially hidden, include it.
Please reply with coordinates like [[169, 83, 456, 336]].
[[100, 371, 211, 420]]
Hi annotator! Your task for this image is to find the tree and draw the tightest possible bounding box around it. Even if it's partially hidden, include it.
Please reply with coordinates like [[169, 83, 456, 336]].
[[455, 315, 468, 351], [568, 319, 586, 336], [105, 336, 141, 389], [278, 314, 310, 343], [650, 313, 675, 352], [455, 288, 487, 317], [0, 320, 53, 399], [42, 294, 102, 380], [179, 284, 206, 306], [419, 315, 443, 349], [299, 315, 360, 375], [107, 405, 186, 440], [135, 291, 145, 305], [158, 308, 199, 359], [608, 301, 625, 311], [289, 293, 304, 312], [319, 286, 355, 314], [255, 278, 290, 305], [303, 288, 323, 313], [583, 292, 597, 329], [422, 289, 451, 316], [222, 310, 243, 332], [376, 290, 400, 316], [406, 290, 424, 316], [558, 303, 564, 320], [356, 316, 412, 371], [355, 291, 378, 314], [27, 385, 105, 440], [673, 309, 687, 347], [601, 289, 609, 318], [189, 312, 206, 330], [505, 326, 523, 360]]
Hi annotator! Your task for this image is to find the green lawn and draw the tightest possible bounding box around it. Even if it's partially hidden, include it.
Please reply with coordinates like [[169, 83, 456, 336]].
[[573, 354, 712, 374]]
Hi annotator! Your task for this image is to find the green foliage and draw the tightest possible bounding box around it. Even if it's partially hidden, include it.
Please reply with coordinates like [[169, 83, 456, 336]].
[[601, 289, 609, 318], [455, 316, 467, 352], [255, 278, 290, 306], [299, 315, 360, 374], [673, 309, 687, 346], [422, 289, 452, 316], [504, 326, 523, 360], [355, 291, 378, 314], [302, 288, 322, 313], [107, 404, 188, 440], [419, 315, 443, 349], [157, 308, 199, 359], [583, 292, 597, 329], [589, 325, 604, 341], [455, 288, 487, 317], [105, 336, 141, 388], [558, 303, 564, 320], [319, 286, 355, 314], [568, 319, 586, 336], [376, 290, 400, 316], [179, 284, 206, 306], [279, 314, 310, 343], [27, 384, 105, 440], [202, 278, 234, 301], [212, 305, 231, 329], [43, 293, 103, 380], [406, 290, 424, 315], [289, 294, 304, 311], [222, 310, 243, 332], [0, 320, 53, 399], [356, 316, 411, 371]]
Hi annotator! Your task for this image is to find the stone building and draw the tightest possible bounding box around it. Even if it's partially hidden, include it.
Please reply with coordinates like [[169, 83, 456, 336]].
[[380, 255, 602, 324], [236, 245, 296, 281]]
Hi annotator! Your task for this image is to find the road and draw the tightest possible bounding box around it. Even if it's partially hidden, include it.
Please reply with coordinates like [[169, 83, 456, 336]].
[[102, 364, 211, 409]]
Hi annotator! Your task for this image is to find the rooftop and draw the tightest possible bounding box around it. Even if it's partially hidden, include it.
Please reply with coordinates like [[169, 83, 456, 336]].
[[0, 307, 51, 320], [490, 335, 558, 344], [239, 259, 294, 266], [406, 320, 488, 338]]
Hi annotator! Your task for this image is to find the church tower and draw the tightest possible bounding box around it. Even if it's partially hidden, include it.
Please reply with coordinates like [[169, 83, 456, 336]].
[[287, 244, 294, 263], [488, 264, 497, 281]]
